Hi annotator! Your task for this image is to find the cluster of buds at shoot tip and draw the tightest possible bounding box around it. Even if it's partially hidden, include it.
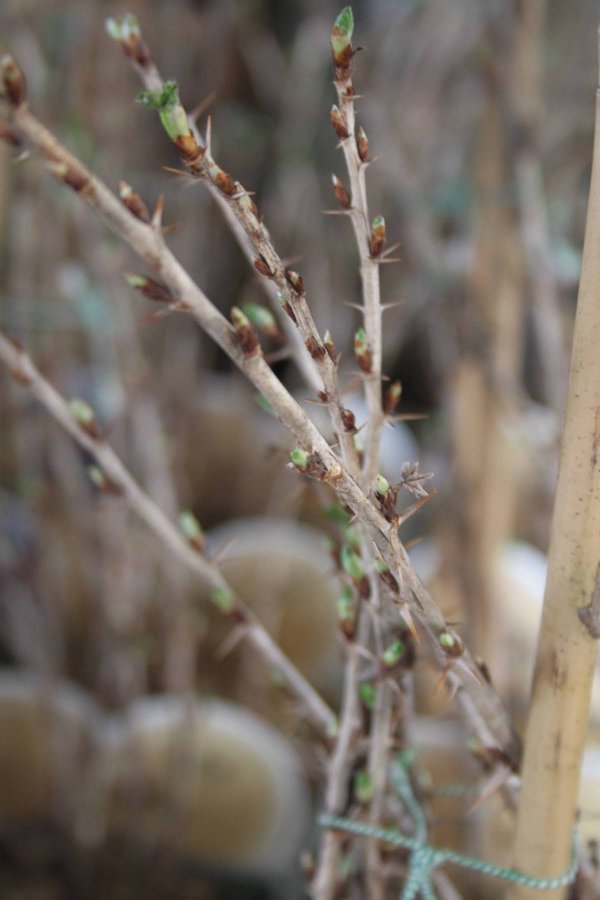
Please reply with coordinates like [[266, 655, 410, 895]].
[[0, 55, 26, 107], [323, 330, 337, 361], [337, 586, 357, 639], [105, 14, 150, 67], [125, 273, 173, 304], [69, 398, 99, 438], [356, 125, 369, 162], [382, 639, 405, 669], [341, 544, 369, 598], [178, 510, 205, 553], [331, 7, 354, 78], [373, 556, 400, 593], [87, 465, 121, 496], [210, 586, 236, 616], [353, 770, 374, 805], [384, 380, 402, 416], [330, 105, 350, 140], [242, 303, 280, 340], [230, 307, 260, 357], [354, 327, 372, 373], [369, 215, 386, 258], [276, 290, 297, 324], [305, 336, 326, 360], [118, 181, 151, 223], [331, 174, 351, 209], [438, 630, 464, 658], [374, 473, 398, 523], [285, 269, 304, 296], [207, 162, 236, 197], [137, 81, 203, 162]]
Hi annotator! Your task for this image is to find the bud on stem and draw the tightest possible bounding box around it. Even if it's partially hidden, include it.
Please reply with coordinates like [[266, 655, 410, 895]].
[[230, 306, 260, 357], [332, 174, 351, 209], [369, 215, 386, 258], [0, 55, 26, 107], [331, 7, 354, 69], [354, 327, 372, 373]]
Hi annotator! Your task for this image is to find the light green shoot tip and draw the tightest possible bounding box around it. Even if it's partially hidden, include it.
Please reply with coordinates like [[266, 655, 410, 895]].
[[334, 7, 354, 37]]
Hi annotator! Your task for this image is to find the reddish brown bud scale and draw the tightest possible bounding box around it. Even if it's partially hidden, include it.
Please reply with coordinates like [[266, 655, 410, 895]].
[[0, 55, 26, 107], [332, 174, 351, 209], [126, 274, 173, 304], [213, 169, 236, 196], [369, 216, 386, 258], [176, 133, 205, 163], [356, 126, 369, 162], [119, 181, 151, 224], [305, 337, 326, 360], [285, 270, 304, 295], [254, 256, 274, 278], [318, 391, 329, 403], [230, 307, 260, 357], [330, 105, 350, 140], [384, 380, 402, 415], [341, 407, 356, 433], [323, 331, 337, 362], [379, 569, 400, 594], [354, 328, 373, 374]]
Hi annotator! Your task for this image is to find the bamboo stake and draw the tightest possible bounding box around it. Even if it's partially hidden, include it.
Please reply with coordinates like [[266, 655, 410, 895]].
[[508, 31, 600, 899]]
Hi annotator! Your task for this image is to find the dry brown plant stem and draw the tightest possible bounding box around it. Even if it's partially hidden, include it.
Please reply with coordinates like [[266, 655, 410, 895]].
[[0, 330, 337, 737], [508, 34, 600, 900]]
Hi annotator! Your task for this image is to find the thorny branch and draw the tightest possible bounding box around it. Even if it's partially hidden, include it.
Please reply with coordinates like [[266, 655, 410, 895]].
[[1, 32, 521, 896], [0, 330, 337, 738]]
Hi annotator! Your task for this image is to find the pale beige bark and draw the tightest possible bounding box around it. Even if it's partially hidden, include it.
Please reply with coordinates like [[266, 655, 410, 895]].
[[508, 35, 600, 899]]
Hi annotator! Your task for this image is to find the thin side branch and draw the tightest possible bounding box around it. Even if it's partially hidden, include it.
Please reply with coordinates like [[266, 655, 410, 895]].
[[0, 330, 337, 738]]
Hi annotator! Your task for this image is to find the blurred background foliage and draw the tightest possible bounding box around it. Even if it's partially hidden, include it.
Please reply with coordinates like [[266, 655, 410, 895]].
[[1, 0, 599, 897]]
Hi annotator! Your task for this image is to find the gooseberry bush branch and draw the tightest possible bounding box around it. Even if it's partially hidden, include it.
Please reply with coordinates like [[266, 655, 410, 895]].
[[0, 10, 521, 898]]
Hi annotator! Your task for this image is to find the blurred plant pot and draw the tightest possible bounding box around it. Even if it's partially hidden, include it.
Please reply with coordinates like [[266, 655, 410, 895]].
[[0, 668, 102, 825], [104, 695, 310, 876], [194, 517, 343, 707]]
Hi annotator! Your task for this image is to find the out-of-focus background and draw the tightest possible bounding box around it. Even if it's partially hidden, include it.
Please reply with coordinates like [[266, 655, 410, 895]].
[[1, 0, 599, 898]]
